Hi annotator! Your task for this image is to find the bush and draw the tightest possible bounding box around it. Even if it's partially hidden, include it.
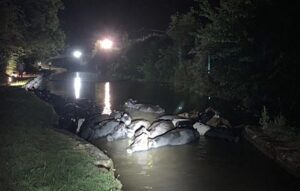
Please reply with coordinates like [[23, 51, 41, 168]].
[[259, 106, 270, 129], [259, 106, 290, 132]]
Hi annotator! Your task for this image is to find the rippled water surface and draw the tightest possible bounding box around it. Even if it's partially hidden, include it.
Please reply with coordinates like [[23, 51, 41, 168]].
[[47, 72, 300, 191], [94, 138, 299, 191]]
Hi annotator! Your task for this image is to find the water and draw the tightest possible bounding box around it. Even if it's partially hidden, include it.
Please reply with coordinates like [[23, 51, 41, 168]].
[[47, 72, 243, 122], [94, 139, 298, 191], [46, 72, 300, 191]]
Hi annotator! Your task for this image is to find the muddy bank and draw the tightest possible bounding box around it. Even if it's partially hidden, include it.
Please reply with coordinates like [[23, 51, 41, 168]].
[[244, 126, 300, 178]]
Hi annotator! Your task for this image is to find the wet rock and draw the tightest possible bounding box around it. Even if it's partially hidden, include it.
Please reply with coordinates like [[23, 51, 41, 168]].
[[124, 99, 165, 115], [193, 122, 242, 142], [25, 75, 43, 90], [146, 120, 176, 138], [198, 107, 232, 128], [127, 119, 151, 138], [79, 113, 132, 141], [127, 128, 200, 153]]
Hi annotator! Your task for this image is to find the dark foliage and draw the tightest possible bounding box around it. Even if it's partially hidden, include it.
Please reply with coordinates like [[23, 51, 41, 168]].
[[109, 0, 300, 122], [0, 0, 65, 71]]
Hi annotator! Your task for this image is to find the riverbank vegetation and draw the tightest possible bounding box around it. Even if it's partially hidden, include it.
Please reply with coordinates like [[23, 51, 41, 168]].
[[0, 0, 65, 75], [108, 1, 300, 170], [0, 87, 121, 191], [245, 106, 300, 177], [259, 106, 300, 144], [109, 0, 300, 124]]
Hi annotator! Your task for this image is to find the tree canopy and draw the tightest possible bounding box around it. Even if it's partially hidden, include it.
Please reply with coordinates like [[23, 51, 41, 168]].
[[109, 0, 300, 119], [0, 0, 65, 72]]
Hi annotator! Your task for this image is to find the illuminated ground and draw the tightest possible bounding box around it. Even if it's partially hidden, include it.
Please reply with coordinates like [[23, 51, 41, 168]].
[[0, 87, 121, 191]]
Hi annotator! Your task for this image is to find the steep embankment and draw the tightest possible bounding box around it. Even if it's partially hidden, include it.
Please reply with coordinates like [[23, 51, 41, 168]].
[[0, 87, 121, 191]]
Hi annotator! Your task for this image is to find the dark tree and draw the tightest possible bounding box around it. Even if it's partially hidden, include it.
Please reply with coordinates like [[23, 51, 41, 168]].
[[0, 0, 65, 73], [110, 0, 300, 121]]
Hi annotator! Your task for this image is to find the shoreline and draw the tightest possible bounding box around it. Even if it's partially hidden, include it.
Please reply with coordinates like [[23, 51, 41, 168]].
[[244, 126, 300, 179], [21, 73, 300, 182], [0, 86, 122, 191]]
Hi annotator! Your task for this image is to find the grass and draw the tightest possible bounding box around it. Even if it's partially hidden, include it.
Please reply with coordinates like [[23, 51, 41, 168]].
[[259, 106, 300, 140], [9, 79, 30, 87], [0, 87, 121, 191]]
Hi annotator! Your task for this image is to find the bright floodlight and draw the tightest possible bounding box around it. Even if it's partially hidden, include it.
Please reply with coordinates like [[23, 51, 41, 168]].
[[100, 39, 113, 50], [73, 50, 82, 59]]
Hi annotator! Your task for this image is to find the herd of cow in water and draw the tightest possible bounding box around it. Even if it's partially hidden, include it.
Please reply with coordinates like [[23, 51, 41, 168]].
[[26, 76, 242, 154]]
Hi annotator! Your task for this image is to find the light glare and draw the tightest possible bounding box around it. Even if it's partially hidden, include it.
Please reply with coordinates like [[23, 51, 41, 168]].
[[73, 50, 82, 58], [100, 39, 113, 50], [74, 72, 81, 99], [102, 82, 112, 115]]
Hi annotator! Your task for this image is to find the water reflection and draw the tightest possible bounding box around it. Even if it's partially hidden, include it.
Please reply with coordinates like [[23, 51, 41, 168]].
[[102, 82, 112, 115], [131, 151, 153, 170], [73, 72, 82, 99], [46, 74, 300, 191], [95, 138, 300, 191]]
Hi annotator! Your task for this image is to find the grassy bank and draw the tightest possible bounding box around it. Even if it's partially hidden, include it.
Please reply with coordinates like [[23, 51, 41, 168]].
[[0, 87, 121, 191]]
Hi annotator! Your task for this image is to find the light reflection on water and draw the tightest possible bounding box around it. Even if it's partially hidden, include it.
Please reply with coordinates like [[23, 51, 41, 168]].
[[47, 72, 212, 114], [94, 138, 299, 191], [102, 82, 112, 115], [73, 72, 81, 99]]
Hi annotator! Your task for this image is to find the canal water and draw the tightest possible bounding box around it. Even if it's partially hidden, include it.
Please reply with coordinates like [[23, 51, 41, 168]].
[[46, 72, 299, 191]]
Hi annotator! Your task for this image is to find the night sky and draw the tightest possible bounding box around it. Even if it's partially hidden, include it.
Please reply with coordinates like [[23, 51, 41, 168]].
[[61, 0, 195, 49]]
